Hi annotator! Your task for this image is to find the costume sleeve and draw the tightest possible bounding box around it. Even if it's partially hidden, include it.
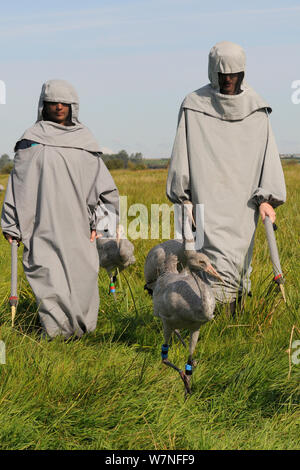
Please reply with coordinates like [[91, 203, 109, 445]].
[[1, 171, 21, 239], [250, 118, 286, 208], [166, 107, 191, 204], [87, 156, 120, 232]]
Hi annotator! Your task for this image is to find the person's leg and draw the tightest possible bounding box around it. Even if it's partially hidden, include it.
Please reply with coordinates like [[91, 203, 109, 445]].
[[229, 291, 252, 317], [229, 296, 242, 317]]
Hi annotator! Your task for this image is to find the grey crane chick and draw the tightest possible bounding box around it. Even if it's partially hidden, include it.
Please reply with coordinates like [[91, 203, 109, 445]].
[[153, 251, 222, 396], [97, 227, 135, 297], [144, 239, 185, 295], [144, 201, 196, 295]]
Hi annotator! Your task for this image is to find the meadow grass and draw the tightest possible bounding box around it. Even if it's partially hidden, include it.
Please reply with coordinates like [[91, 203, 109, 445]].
[[0, 164, 299, 450]]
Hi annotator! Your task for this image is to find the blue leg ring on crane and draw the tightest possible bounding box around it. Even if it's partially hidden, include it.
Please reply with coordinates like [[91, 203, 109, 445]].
[[161, 344, 169, 360]]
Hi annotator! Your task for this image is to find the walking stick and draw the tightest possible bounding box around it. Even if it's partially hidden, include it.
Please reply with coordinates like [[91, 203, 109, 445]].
[[9, 239, 19, 327], [263, 215, 286, 302]]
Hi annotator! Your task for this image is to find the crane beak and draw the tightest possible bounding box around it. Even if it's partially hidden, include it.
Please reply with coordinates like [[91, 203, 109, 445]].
[[205, 264, 224, 282]]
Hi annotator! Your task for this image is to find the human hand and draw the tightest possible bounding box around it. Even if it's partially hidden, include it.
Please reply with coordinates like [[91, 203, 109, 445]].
[[3, 233, 20, 245], [259, 202, 276, 224], [90, 230, 101, 242]]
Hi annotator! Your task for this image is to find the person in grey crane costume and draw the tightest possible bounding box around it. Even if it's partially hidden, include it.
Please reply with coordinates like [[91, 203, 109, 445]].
[[1, 79, 119, 338], [167, 41, 286, 313]]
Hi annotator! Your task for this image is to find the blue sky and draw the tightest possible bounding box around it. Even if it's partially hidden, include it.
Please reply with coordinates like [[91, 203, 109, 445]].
[[1, 0, 300, 157]]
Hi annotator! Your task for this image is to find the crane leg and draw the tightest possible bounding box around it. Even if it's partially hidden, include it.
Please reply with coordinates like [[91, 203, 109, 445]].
[[183, 329, 200, 399], [160, 324, 191, 395], [108, 271, 117, 300]]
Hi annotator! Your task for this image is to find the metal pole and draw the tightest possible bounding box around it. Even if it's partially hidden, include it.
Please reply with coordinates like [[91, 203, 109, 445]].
[[10, 240, 18, 326], [263, 215, 286, 302]]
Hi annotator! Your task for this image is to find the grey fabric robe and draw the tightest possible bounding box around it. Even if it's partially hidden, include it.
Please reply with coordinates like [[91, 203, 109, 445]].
[[167, 42, 286, 303], [1, 80, 119, 338]]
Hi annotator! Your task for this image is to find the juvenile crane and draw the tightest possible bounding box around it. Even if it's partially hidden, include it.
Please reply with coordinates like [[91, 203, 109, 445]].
[[144, 201, 195, 295], [153, 250, 222, 396], [97, 226, 135, 297], [144, 239, 185, 295]]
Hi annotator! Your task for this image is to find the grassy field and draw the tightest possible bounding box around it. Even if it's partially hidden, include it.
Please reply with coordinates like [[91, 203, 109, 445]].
[[0, 163, 299, 450]]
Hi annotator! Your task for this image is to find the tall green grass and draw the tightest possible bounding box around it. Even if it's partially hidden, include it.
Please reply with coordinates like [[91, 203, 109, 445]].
[[0, 165, 299, 450]]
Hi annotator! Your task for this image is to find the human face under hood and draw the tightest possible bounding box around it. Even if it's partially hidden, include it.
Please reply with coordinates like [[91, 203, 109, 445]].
[[218, 71, 244, 95], [42, 101, 72, 126], [208, 41, 246, 93]]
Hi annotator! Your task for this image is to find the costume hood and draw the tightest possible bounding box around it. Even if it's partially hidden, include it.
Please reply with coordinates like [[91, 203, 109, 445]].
[[208, 41, 246, 91], [183, 41, 271, 121], [37, 79, 80, 124], [15, 79, 102, 153]]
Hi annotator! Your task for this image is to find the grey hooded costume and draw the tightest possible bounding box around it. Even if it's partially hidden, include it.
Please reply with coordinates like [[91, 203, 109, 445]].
[[167, 41, 286, 303], [1, 80, 119, 338]]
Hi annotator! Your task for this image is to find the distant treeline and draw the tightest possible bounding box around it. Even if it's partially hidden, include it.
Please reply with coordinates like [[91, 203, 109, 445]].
[[101, 150, 169, 170], [1, 151, 299, 175], [0, 154, 13, 174], [0, 151, 169, 174]]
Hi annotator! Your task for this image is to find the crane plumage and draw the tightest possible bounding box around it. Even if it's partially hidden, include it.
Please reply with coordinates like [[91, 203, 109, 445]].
[[144, 239, 186, 295], [152, 250, 222, 396], [144, 201, 196, 295], [97, 226, 135, 297]]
